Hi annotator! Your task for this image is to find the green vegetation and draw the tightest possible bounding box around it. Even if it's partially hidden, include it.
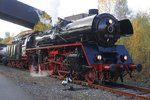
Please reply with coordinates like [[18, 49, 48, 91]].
[[117, 12, 150, 80], [33, 11, 52, 32], [1, 36, 13, 44], [113, 0, 150, 81], [0, 38, 3, 43]]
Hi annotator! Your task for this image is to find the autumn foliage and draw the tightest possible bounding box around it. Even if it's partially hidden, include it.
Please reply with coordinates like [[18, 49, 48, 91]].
[[118, 12, 150, 79], [33, 11, 52, 32]]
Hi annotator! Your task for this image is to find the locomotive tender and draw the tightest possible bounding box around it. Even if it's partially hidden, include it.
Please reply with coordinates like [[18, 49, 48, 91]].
[[5, 11, 142, 84]]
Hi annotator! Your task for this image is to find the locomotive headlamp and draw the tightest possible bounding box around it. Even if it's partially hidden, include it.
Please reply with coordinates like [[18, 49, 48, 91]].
[[120, 55, 128, 62], [124, 55, 128, 61], [109, 19, 113, 24], [96, 55, 102, 61]]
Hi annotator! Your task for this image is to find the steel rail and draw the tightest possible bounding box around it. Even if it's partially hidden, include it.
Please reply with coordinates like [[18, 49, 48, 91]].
[[116, 83, 150, 93], [73, 80, 150, 100]]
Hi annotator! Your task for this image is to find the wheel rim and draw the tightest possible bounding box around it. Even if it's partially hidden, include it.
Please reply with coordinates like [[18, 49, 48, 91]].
[[85, 68, 96, 84]]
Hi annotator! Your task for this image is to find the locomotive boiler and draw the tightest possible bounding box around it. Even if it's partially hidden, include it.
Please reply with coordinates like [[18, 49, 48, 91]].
[[34, 13, 133, 47], [6, 12, 142, 84]]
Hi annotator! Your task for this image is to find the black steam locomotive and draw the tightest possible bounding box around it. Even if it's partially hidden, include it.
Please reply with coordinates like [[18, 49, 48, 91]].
[[5, 11, 142, 84]]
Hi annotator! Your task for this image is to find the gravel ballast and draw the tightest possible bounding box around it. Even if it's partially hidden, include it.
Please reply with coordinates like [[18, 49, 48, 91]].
[[0, 65, 134, 100]]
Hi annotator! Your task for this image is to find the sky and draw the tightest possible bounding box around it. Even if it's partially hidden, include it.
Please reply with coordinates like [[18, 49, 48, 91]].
[[0, 0, 150, 38]]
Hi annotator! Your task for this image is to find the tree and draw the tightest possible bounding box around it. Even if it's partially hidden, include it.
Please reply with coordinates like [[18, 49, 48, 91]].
[[122, 12, 150, 78], [34, 11, 52, 32], [114, 0, 131, 19], [0, 38, 3, 43], [117, 12, 150, 79], [127, 17, 142, 62], [2, 36, 13, 44], [98, 0, 115, 14]]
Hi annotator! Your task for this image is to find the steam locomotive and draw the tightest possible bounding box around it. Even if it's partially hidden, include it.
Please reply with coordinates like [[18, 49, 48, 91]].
[[5, 10, 142, 84]]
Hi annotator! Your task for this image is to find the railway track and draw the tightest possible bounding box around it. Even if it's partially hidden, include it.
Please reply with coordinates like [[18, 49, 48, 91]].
[[52, 75, 150, 100], [74, 81, 150, 100]]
